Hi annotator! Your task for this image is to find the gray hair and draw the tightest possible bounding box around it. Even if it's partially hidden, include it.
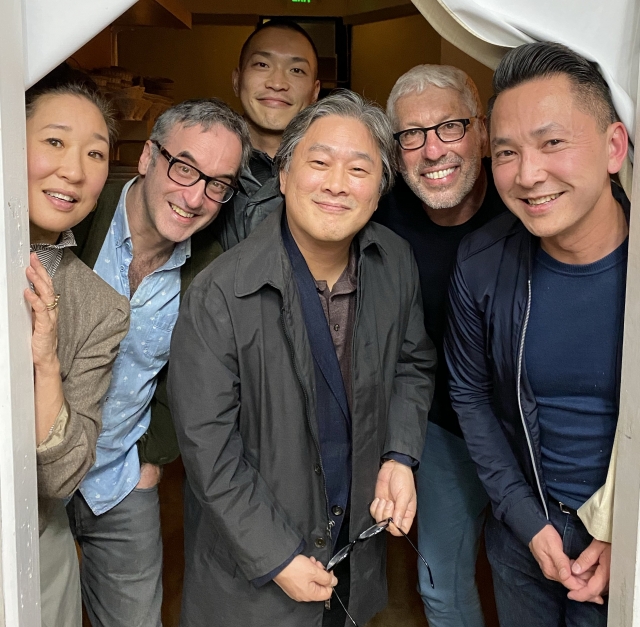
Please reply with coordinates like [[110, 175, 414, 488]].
[[275, 90, 396, 195], [386, 65, 483, 130], [149, 98, 252, 175]]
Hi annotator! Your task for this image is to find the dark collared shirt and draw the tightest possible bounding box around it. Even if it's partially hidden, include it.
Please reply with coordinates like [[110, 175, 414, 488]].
[[314, 247, 358, 410]]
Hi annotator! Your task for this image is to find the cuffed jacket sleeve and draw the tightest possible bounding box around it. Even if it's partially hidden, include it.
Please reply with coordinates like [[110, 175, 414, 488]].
[[383, 254, 437, 462], [37, 258, 130, 500], [168, 282, 304, 582], [445, 258, 549, 546]]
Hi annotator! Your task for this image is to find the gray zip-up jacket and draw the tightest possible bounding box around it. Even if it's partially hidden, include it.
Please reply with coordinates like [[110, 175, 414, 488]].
[[217, 162, 282, 251]]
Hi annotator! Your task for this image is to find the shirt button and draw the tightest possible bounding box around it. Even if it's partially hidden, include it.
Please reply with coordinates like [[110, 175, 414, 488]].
[[314, 464, 322, 475], [314, 537, 326, 548], [333, 324, 340, 331], [332, 505, 344, 517]]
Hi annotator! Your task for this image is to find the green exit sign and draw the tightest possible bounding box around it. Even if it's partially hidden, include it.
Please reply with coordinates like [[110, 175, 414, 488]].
[[291, 0, 311, 3]]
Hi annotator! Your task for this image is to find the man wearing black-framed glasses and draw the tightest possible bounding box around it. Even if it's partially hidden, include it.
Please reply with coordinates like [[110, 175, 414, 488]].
[[373, 65, 507, 627], [68, 98, 251, 627]]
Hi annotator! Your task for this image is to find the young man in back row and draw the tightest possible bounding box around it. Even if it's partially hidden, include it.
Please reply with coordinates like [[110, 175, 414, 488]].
[[218, 18, 321, 249]]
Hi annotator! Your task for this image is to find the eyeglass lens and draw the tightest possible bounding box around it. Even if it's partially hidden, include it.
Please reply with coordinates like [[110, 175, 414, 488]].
[[168, 161, 234, 203], [327, 517, 433, 626], [326, 519, 391, 571], [399, 120, 466, 149]]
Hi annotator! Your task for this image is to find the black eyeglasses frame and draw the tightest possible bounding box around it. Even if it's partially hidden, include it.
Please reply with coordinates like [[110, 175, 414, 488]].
[[393, 118, 475, 151], [151, 140, 238, 204]]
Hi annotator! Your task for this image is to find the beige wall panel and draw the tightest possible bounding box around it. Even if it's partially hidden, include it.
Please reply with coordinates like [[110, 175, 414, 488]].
[[351, 15, 440, 108], [440, 38, 494, 113], [118, 25, 254, 111]]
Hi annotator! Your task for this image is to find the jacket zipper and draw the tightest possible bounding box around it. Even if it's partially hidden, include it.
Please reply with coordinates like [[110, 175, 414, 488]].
[[280, 312, 334, 541], [516, 277, 549, 520]]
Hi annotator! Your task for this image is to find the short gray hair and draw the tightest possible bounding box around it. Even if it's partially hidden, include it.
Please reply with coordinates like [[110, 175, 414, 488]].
[[275, 90, 396, 196], [387, 65, 483, 130], [149, 98, 252, 175]]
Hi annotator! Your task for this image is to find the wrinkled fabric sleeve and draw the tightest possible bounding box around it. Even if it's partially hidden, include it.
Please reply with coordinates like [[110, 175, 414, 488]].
[[578, 429, 618, 543], [251, 540, 306, 588], [37, 302, 130, 499], [445, 257, 549, 546], [37, 401, 70, 452], [383, 253, 437, 462], [168, 282, 304, 582], [382, 452, 418, 469]]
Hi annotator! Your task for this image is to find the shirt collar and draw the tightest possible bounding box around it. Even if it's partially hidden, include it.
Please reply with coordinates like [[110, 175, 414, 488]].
[[314, 244, 358, 295], [112, 177, 136, 249], [30, 229, 76, 250], [30, 229, 77, 278]]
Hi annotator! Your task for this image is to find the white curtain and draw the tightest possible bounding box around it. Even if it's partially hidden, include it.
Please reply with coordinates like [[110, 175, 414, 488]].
[[23, 0, 138, 88], [412, 0, 640, 148]]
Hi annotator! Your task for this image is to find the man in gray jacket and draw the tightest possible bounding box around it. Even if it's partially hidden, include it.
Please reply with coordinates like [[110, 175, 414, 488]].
[[168, 91, 436, 626], [218, 18, 321, 249]]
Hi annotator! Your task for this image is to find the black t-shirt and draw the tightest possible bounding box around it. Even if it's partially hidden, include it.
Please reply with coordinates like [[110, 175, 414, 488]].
[[373, 159, 506, 437]]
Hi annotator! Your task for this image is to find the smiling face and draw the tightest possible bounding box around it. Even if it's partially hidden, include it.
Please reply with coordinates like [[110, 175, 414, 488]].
[[280, 115, 382, 248], [233, 27, 320, 139], [135, 122, 243, 244], [26, 93, 110, 244], [490, 74, 627, 242], [395, 86, 487, 211]]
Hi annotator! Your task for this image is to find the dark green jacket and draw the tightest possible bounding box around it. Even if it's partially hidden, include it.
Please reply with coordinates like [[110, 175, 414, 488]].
[[72, 179, 224, 465]]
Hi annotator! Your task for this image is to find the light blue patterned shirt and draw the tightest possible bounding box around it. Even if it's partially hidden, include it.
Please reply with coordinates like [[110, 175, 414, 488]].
[[80, 178, 190, 515]]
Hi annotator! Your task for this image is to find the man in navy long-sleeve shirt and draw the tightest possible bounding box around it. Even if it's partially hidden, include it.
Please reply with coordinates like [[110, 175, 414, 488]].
[[446, 42, 628, 627]]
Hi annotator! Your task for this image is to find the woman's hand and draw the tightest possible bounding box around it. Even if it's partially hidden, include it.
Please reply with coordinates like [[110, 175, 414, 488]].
[[24, 253, 59, 370], [25, 253, 64, 445]]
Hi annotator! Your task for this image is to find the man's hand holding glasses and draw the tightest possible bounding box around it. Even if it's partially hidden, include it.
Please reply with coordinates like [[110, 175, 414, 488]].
[[370, 459, 417, 535], [273, 555, 337, 602]]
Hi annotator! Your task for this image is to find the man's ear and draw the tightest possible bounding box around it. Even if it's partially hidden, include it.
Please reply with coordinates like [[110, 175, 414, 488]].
[[279, 168, 288, 196], [138, 140, 154, 176], [312, 79, 321, 104], [232, 68, 241, 99], [607, 121, 628, 175], [477, 115, 489, 157]]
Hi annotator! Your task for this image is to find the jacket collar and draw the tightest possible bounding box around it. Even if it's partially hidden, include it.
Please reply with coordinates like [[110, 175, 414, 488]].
[[234, 203, 387, 297], [237, 164, 282, 202]]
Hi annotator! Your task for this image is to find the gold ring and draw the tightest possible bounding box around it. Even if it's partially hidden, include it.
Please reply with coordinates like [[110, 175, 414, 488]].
[[45, 294, 61, 311]]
